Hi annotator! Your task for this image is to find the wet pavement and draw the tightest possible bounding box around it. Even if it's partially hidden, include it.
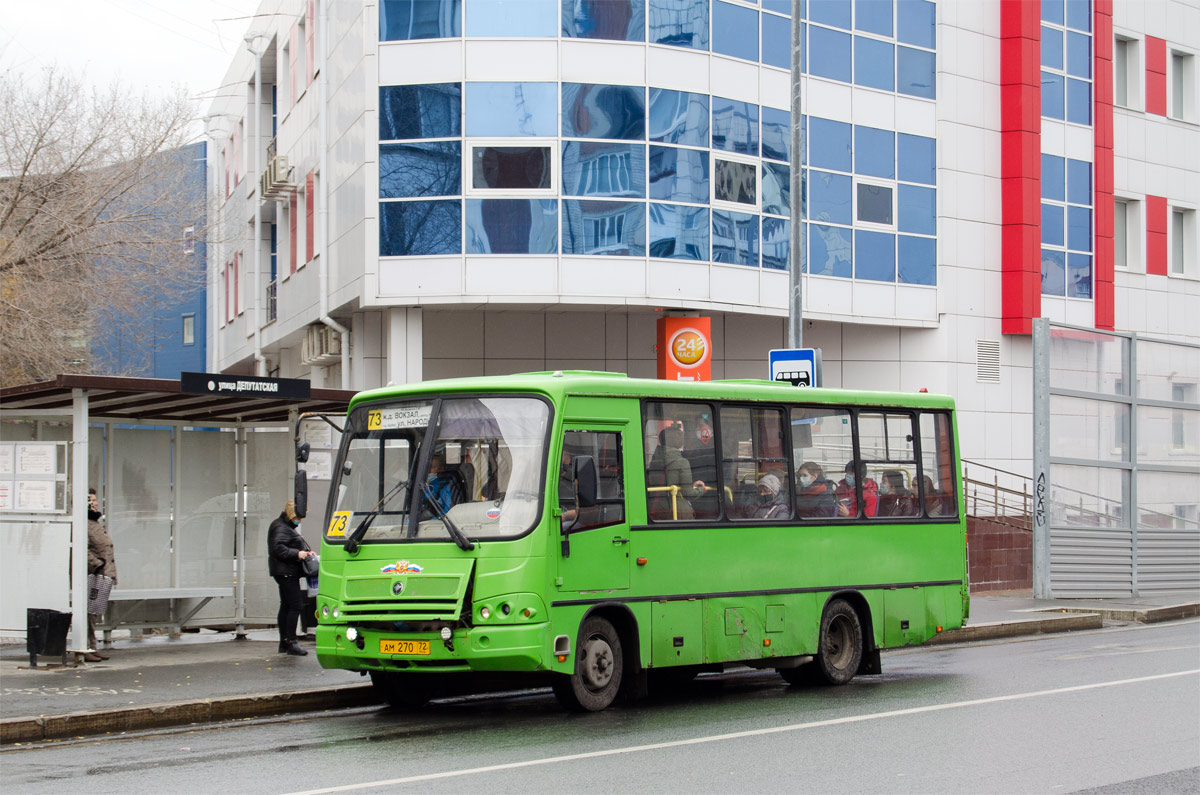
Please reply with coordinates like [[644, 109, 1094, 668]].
[[1, 592, 1195, 742]]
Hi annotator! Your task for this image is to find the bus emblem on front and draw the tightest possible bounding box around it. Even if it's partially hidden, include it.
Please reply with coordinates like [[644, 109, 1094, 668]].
[[393, 582, 404, 595]]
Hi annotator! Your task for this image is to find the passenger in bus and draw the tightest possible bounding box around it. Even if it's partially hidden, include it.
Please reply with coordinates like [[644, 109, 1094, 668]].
[[753, 473, 790, 519], [559, 449, 578, 528], [647, 425, 706, 520], [836, 461, 878, 517], [877, 469, 917, 517], [922, 475, 950, 517], [424, 452, 460, 514], [795, 461, 837, 518]]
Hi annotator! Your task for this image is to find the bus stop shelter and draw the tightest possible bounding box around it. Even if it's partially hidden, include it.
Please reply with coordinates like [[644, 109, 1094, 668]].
[[0, 374, 353, 656]]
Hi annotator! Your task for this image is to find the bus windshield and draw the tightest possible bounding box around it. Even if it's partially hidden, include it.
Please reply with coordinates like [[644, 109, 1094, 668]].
[[327, 396, 551, 543]]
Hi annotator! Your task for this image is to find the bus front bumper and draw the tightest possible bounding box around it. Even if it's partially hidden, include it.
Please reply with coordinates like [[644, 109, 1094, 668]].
[[315, 622, 555, 674]]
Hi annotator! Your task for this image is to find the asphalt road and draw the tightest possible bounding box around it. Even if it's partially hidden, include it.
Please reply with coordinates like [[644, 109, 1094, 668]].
[[4, 620, 1198, 795]]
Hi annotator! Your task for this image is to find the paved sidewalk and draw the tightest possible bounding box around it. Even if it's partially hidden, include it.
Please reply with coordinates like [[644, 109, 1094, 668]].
[[2, 593, 1196, 744]]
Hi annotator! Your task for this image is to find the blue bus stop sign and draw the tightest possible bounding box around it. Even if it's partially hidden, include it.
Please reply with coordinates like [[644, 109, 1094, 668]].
[[768, 348, 817, 387]]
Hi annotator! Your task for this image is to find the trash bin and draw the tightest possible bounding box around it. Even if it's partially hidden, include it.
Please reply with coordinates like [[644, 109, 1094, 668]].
[[26, 608, 72, 667]]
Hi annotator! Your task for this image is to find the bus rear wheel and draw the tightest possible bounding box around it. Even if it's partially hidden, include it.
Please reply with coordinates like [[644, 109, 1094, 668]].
[[810, 599, 863, 686], [370, 671, 435, 710], [552, 616, 623, 712]]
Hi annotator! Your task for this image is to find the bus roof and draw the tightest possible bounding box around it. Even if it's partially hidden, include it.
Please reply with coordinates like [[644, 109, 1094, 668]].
[[348, 371, 955, 412]]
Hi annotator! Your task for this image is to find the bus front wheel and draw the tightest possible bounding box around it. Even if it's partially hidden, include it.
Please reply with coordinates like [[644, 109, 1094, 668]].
[[552, 616, 624, 712], [811, 599, 863, 685]]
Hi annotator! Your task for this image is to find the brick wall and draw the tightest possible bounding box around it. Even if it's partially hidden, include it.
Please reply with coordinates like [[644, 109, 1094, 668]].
[[968, 516, 1033, 592]]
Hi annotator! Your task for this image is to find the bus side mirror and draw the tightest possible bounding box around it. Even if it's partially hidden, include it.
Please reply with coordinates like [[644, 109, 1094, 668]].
[[294, 470, 308, 519], [296, 441, 310, 464], [573, 455, 598, 508]]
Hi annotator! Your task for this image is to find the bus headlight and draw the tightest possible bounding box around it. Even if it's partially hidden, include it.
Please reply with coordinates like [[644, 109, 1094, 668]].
[[321, 605, 330, 618], [332, 608, 340, 619], [345, 626, 359, 642], [480, 606, 491, 620]]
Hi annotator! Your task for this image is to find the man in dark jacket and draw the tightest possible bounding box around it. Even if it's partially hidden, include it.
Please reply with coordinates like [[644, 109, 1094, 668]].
[[268, 500, 312, 656]]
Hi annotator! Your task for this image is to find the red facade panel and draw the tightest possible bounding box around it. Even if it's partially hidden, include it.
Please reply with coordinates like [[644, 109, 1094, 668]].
[[289, 192, 298, 274], [1145, 36, 1167, 116], [305, 171, 315, 264], [1093, 3, 1114, 329], [1146, 195, 1168, 275], [306, 0, 316, 86]]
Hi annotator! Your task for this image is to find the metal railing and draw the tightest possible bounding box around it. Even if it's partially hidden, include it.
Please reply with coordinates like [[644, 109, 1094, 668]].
[[962, 460, 1032, 526]]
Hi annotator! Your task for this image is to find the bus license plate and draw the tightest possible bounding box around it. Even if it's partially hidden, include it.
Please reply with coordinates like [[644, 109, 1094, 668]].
[[380, 639, 430, 655]]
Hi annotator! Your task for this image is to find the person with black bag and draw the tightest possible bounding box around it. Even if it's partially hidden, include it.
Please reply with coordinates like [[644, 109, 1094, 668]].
[[268, 500, 315, 656]]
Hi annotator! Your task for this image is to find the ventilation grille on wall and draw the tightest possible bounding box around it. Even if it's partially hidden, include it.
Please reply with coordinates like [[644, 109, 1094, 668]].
[[976, 339, 1001, 383]]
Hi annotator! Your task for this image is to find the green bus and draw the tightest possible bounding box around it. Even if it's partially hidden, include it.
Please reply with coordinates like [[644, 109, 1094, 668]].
[[296, 371, 968, 711]]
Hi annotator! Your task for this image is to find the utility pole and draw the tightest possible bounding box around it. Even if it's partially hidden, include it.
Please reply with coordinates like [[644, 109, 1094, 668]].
[[788, 0, 804, 348]]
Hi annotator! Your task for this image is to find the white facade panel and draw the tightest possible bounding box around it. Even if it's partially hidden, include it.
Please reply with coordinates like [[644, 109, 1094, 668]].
[[710, 264, 760, 308], [466, 258, 558, 296], [379, 258, 463, 296], [708, 57, 759, 103], [465, 39, 558, 80], [647, 260, 711, 302], [561, 41, 645, 85], [561, 257, 645, 296], [646, 46, 710, 94], [379, 41, 463, 84]]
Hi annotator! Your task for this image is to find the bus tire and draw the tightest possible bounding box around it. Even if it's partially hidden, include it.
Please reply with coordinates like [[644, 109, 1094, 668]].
[[552, 616, 623, 712], [812, 599, 863, 686], [370, 671, 434, 710]]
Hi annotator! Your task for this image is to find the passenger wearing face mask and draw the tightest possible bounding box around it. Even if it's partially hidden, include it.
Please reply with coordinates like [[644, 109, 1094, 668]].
[[795, 461, 837, 518], [268, 500, 312, 656], [752, 473, 790, 519], [835, 460, 878, 518]]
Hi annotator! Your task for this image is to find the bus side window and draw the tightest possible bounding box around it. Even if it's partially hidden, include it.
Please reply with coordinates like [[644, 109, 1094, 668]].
[[561, 430, 625, 531], [643, 401, 718, 521], [791, 406, 854, 519], [920, 412, 958, 518]]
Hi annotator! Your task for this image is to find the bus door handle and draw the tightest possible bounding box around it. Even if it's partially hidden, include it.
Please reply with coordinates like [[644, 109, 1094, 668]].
[[612, 537, 629, 545]]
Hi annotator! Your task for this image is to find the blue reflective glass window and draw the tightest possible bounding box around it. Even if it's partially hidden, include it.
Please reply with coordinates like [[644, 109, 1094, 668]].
[[712, 96, 759, 155], [1041, 154, 1065, 201], [897, 46, 935, 98], [1067, 159, 1091, 206], [855, 0, 892, 36], [1067, 206, 1091, 251], [380, 0, 461, 40], [854, 126, 894, 178], [1065, 0, 1090, 32], [563, 142, 646, 198], [648, 89, 709, 147], [380, 200, 461, 256], [1067, 252, 1092, 298], [648, 145, 709, 202], [1066, 78, 1091, 125], [810, 223, 852, 277], [563, 83, 646, 140], [855, 36, 895, 91], [762, 217, 789, 270], [466, 0, 556, 35], [762, 11, 790, 69], [380, 142, 461, 198], [562, 0, 646, 41], [898, 185, 935, 235], [712, 209, 759, 266], [809, 117, 852, 172], [761, 107, 790, 162], [713, 1, 758, 61], [1041, 0, 1063, 25], [473, 146, 552, 189], [898, 234, 936, 285], [465, 199, 558, 254], [380, 84, 461, 140], [648, 0, 709, 49], [562, 199, 646, 255], [854, 229, 895, 281], [809, 170, 852, 225], [1066, 31, 1091, 77], [897, 133, 936, 185], [857, 183, 892, 224], [810, 0, 850, 29], [1042, 203, 1064, 245], [763, 0, 791, 15], [1042, 71, 1065, 119], [897, 0, 935, 49], [1041, 26, 1063, 69], [810, 26, 852, 83], [648, 202, 709, 259], [1041, 248, 1066, 295], [466, 82, 556, 136], [762, 161, 790, 216]]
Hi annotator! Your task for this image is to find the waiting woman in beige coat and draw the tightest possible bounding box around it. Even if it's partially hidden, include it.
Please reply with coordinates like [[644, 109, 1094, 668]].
[[85, 489, 117, 662]]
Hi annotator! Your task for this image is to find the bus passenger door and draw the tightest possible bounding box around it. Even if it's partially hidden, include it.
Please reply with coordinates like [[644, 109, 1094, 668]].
[[555, 427, 630, 592]]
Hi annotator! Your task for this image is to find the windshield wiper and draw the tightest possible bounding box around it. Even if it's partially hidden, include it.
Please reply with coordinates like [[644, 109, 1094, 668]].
[[344, 480, 409, 555], [422, 483, 475, 551]]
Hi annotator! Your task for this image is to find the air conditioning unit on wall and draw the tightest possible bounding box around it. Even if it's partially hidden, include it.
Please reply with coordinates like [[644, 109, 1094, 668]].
[[300, 324, 343, 366]]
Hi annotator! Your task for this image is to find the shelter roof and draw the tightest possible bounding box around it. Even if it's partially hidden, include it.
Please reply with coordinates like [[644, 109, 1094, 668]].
[[1, 374, 354, 424]]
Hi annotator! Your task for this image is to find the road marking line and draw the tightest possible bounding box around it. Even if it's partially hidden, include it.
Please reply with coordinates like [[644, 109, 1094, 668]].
[[285, 669, 1200, 795]]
